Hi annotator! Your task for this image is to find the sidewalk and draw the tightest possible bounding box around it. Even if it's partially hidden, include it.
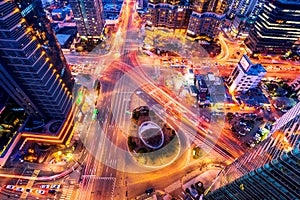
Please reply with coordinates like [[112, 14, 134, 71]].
[[182, 169, 220, 190]]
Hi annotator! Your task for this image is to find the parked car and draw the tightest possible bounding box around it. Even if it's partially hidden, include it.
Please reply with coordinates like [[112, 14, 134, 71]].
[[145, 188, 154, 195], [15, 187, 24, 192], [36, 190, 46, 195], [51, 185, 60, 189], [48, 190, 56, 194], [238, 131, 246, 136], [246, 140, 255, 148], [6, 185, 15, 190]]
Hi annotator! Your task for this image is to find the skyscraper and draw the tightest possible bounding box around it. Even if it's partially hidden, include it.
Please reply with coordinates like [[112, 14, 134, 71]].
[[204, 143, 300, 199], [187, 12, 225, 40], [147, 2, 191, 30], [245, 0, 300, 54], [204, 102, 300, 199], [227, 0, 265, 21], [15, 0, 73, 90], [227, 55, 266, 93], [192, 0, 228, 14], [0, 0, 72, 121], [70, 0, 105, 38]]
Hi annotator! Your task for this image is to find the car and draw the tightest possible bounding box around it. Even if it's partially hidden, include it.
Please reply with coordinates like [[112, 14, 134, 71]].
[[51, 185, 60, 189], [246, 140, 256, 148], [239, 121, 247, 126], [136, 90, 142, 95], [244, 127, 251, 132], [15, 187, 24, 192], [145, 188, 154, 195], [40, 185, 50, 189], [48, 189, 56, 194], [266, 106, 271, 112], [26, 189, 32, 192], [189, 188, 199, 199], [238, 131, 246, 136], [36, 190, 46, 195], [253, 135, 261, 141], [6, 185, 15, 190]]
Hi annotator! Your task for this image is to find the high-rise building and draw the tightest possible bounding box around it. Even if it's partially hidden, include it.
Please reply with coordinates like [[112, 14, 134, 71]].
[[227, 55, 266, 93], [191, 0, 211, 13], [0, 0, 72, 121], [147, 3, 191, 30], [15, 0, 73, 90], [187, 12, 225, 40], [204, 102, 300, 199], [192, 0, 228, 14], [147, 0, 227, 39], [40, 0, 54, 7], [228, 0, 265, 21], [245, 0, 300, 55], [70, 0, 105, 38]]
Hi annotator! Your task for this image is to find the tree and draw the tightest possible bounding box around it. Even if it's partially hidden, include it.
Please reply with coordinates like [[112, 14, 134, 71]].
[[128, 137, 136, 151]]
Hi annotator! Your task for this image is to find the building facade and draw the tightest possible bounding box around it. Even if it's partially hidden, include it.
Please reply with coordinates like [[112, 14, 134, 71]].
[[245, 0, 300, 54], [69, 0, 105, 38], [15, 0, 73, 90], [191, 0, 228, 14], [228, 0, 265, 20], [204, 143, 300, 199], [187, 12, 225, 39], [147, 0, 228, 39], [204, 102, 300, 199], [290, 75, 300, 100], [0, 0, 72, 121], [227, 55, 266, 93], [147, 3, 191, 30]]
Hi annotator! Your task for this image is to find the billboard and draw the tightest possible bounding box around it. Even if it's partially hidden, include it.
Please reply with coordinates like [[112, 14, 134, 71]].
[[239, 56, 250, 71]]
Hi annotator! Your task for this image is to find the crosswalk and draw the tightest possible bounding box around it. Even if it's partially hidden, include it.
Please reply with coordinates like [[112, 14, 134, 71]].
[[20, 169, 40, 199], [60, 185, 75, 200]]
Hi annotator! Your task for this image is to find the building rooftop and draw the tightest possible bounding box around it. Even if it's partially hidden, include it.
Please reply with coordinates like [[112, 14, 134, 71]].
[[246, 64, 267, 76], [56, 34, 71, 46]]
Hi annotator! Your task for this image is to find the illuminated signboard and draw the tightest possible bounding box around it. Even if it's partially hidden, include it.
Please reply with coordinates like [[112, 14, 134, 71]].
[[239, 56, 250, 71]]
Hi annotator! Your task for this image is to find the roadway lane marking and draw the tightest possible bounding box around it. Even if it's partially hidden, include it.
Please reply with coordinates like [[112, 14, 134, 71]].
[[111, 177, 116, 200], [81, 176, 116, 180]]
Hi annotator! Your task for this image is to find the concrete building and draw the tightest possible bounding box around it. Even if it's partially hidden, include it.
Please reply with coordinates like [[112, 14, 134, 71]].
[[245, 0, 300, 55], [147, 0, 228, 39], [204, 102, 300, 199], [192, 0, 228, 14], [70, 0, 105, 38], [227, 55, 266, 93], [147, 3, 191, 30], [187, 12, 225, 40]]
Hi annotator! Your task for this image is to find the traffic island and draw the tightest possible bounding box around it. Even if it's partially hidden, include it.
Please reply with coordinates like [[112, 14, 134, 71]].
[[128, 106, 180, 168]]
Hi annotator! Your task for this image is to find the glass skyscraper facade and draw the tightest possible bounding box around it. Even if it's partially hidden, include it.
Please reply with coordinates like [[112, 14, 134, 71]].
[[0, 0, 73, 121], [204, 102, 300, 199], [245, 0, 300, 54], [204, 144, 300, 199]]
